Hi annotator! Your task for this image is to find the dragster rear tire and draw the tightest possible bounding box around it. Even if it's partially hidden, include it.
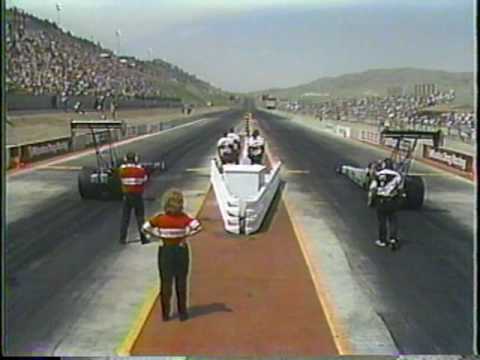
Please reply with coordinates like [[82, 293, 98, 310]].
[[107, 170, 123, 200], [404, 175, 425, 210], [78, 167, 99, 199]]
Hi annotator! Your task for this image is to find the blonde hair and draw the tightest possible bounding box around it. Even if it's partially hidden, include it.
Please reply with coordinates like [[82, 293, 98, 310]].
[[163, 189, 184, 215]]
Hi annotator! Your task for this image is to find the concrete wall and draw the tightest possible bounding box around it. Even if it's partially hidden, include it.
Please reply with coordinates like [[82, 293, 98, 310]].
[[7, 94, 183, 111]]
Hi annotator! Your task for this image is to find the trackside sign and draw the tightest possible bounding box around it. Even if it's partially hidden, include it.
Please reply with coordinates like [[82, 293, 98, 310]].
[[23, 138, 71, 161], [423, 144, 473, 173]]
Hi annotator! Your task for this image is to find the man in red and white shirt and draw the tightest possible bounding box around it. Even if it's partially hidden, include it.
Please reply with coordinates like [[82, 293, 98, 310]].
[[119, 151, 149, 244], [142, 190, 202, 321]]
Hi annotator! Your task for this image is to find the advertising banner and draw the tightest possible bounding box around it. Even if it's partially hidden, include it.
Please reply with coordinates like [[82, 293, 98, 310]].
[[423, 144, 473, 173]]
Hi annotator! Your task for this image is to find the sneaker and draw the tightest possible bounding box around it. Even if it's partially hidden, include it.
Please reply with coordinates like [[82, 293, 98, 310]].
[[375, 240, 387, 247], [138, 236, 150, 244], [389, 238, 398, 245]]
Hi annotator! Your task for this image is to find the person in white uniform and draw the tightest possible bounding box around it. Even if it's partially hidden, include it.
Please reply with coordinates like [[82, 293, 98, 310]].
[[227, 128, 241, 164], [217, 132, 236, 165], [247, 129, 265, 165]]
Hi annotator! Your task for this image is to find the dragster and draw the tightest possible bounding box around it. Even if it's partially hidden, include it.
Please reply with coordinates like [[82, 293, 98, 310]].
[[336, 129, 443, 209], [71, 120, 166, 200]]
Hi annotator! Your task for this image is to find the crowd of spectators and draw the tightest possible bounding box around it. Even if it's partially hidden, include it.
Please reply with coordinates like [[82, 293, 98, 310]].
[[5, 8, 210, 103], [281, 90, 475, 143]]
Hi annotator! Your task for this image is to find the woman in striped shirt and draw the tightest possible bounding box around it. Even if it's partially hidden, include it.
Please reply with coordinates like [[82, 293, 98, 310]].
[[142, 190, 202, 321]]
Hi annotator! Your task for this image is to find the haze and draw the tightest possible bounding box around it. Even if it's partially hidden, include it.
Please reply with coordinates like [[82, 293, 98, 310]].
[[11, 0, 475, 92]]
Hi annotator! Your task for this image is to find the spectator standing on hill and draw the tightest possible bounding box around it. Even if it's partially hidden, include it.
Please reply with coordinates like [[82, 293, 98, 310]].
[[61, 92, 68, 111]]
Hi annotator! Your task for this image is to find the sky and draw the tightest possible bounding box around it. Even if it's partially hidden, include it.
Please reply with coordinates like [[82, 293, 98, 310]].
[[9, 0, 475, 92]]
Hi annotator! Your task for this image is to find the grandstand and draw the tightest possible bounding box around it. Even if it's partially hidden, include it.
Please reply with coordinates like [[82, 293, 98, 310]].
[[5, 7, 228, 105]]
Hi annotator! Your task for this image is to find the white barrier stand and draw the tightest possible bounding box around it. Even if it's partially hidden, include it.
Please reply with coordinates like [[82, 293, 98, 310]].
[[210, 140, 282, 235]]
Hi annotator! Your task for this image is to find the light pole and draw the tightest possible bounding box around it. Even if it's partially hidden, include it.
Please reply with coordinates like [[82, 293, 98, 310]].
[[115, 29, 121, 55], [56, 2, 62, 26], [148, 47, 153, 60]]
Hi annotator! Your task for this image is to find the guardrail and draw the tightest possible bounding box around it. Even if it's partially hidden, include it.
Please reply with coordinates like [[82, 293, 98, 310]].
[[423, 144, 474, 173], [7, 136, 73, 168]]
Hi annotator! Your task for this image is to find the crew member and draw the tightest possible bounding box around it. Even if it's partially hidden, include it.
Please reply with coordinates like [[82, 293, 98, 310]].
[[142, 190, 202, 321], [368, 158, 402, 248], [119, 151, 149, 244], [227, 127, 241, 164], [247, 129, 265, 165], [217, 132, 236, 165]]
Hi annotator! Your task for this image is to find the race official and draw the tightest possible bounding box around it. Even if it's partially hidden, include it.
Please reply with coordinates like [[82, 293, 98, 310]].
[[227, 128, 241, 164], [217, 132, 236, 165], [368, 158, 402, 247], [119, 151, 149, 244], [247, 129, 265, 165], [142, 190, 202, 321]]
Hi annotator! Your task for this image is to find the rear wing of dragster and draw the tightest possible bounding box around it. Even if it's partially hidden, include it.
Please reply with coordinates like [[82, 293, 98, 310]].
[[70, 120, 126, 169], [70, 119, 166, 172], [379, 129, 444, 176]]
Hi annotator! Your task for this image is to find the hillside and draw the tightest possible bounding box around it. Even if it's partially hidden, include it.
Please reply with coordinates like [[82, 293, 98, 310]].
[[6, 8, 231, 105], [255, 68, 474, 106]]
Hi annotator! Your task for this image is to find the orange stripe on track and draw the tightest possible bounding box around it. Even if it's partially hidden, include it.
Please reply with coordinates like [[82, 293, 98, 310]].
[[131, 190, 338, 356]]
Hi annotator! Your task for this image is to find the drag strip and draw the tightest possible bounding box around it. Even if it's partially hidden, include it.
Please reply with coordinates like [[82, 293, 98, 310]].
[[256, 109, 474, 353], [5, 109, 242, 355]]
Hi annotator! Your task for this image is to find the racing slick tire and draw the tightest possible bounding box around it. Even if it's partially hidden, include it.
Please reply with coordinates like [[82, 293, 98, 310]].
[[78, 167, 100, 199], [403, 175, 425, 210]]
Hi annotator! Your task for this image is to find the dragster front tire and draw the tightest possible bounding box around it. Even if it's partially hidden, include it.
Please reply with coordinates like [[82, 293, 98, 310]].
[[404, 175, 425, 210]]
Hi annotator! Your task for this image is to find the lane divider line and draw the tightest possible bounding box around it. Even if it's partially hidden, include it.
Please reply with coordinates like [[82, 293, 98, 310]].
[[115, 183, 212, 356], [258, 120, 348, 355], [282, 198, 350, 355], [285, 169, 310, 174], [115, 286, 159, 356], [185, 167, 209, 172], [37, 165, 83, 171]]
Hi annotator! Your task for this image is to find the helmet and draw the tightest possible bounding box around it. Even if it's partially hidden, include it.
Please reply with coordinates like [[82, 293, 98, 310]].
[[125, 151, 139, 163], [383, 158, 394, 170]]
